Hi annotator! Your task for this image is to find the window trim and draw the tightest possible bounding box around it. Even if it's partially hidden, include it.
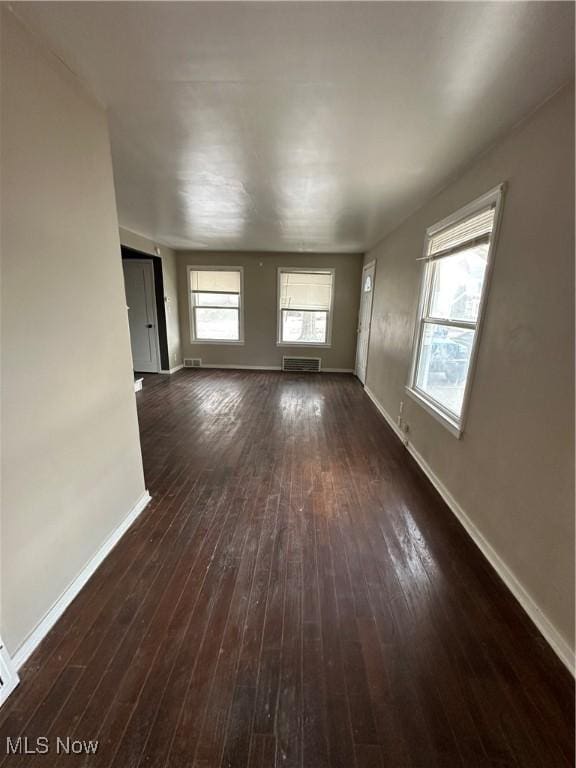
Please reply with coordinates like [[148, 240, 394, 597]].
[[406, 184, 505, 437], [276, 267, 335, 347], [187, 265, 245, 345]]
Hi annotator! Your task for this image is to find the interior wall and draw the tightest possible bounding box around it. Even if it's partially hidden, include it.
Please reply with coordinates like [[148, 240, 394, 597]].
[[363, 83, 575, 658], [119, 228, 182, 370], [177, 251, 363, 370], [1, 10, 147, 655]]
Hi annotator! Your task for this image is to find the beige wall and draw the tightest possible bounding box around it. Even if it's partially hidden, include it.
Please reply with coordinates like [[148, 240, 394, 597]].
[[177, 251, 363, 370], [364, 83, 575, 656], [1, 11, 147, 655], [119, 228, 182, 369]]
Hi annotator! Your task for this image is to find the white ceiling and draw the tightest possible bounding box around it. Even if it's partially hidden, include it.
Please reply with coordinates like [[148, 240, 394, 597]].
[[15, 2, 575, 253]]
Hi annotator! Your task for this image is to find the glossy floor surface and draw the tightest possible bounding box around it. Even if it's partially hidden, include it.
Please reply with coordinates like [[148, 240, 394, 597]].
[[0, 371, 573, 767]]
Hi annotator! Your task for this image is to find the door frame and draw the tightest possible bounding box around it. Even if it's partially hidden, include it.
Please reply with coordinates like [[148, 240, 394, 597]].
[[123, 257, 162, 374], [355, 260, 376, 384], [0, 637, 19, 706]]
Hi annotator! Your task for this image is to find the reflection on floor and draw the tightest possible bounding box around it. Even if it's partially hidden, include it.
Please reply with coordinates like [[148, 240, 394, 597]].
[[0, 370, 573, 768]]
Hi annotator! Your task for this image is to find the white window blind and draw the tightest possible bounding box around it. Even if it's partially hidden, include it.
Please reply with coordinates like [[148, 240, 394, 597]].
[[424, 206, 496, 260], [279, 271, 333, 311], [189, 270, 241, 294]]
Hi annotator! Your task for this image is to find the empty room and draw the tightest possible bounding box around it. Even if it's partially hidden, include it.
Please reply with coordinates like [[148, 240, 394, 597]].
[[0, 1, 574, 766]]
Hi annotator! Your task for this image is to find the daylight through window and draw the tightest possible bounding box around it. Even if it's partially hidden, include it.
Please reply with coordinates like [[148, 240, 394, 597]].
[[408, 187, 503, 434], [278, 269, 335, 345], [189, 268, 243, 342]]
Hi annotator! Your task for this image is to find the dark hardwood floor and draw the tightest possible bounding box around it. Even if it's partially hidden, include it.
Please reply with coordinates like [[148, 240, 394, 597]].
[[0, 370, 573, 767]]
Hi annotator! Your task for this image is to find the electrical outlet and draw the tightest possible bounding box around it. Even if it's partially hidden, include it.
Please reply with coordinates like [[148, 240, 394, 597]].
[[398, 399, 405, 427]]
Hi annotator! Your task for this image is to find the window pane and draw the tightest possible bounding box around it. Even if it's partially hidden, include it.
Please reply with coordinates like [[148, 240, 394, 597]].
[[190, 270, 240, 293], [282, 310, 327, 343], [416, 323, 475, 417], [279, 271, 333, 311], [429, 243, 488, 322], [194, 292, 239, 308], [195, 308, 239, 340]]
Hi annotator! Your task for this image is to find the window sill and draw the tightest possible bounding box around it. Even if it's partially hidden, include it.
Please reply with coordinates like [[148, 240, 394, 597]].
[[190, 339, 245, 346], [276, 341, 332, 348], [405, 386, 462, 438]]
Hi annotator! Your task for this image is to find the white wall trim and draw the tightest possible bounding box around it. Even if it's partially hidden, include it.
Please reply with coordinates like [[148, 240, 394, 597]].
[[0, 640, 19, 707], [11, 490, 152, 672], [192, 364, 354, 373], [322, 368, 355, 373], [199, 364, 282, 371], [159, 364, 184, 375], [364, 385, 575, 676]]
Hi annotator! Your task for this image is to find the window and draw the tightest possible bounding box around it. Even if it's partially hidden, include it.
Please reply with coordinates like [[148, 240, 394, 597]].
[[407, 185, 504, 436], [277, 268, 335, 346], [188, 267, 243, 343]]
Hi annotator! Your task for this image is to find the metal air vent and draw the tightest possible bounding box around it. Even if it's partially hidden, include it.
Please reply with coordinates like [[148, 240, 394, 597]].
[[282, 356, 321, 373]]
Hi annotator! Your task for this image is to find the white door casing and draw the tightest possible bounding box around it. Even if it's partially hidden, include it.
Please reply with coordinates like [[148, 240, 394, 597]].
[[122, 259, 160, 373], [355, 261, 376, 385], [0, 638, 19, 707]]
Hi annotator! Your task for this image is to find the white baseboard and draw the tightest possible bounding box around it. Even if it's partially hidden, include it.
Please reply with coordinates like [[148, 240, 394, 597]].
[[0, 639, 19, 707], [159, 364, 184, 375], [190, 364, 354, 373], [364, 385, 575, 676], [198, 364, 282, 371], [322, 368, 355, 373], [11, 490, 152, 672]]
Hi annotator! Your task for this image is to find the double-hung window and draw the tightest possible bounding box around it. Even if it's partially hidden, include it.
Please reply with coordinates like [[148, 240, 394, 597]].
[[277, 268, 335, 346], [188, 267, 243, 343], [407, 185, 504, 436]]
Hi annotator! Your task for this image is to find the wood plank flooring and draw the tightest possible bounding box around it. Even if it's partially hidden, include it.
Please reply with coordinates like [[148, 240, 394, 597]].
[[0, 370, 573, 767]]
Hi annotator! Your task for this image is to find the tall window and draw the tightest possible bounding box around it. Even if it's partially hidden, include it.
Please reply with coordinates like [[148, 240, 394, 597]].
[[188, 267, 243, 343], [408, 186, 504, 435], [278, 268, 335, 345]]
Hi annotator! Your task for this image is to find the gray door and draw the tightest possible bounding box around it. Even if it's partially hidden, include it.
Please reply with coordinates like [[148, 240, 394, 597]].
[[122, 259, 160, 373]]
